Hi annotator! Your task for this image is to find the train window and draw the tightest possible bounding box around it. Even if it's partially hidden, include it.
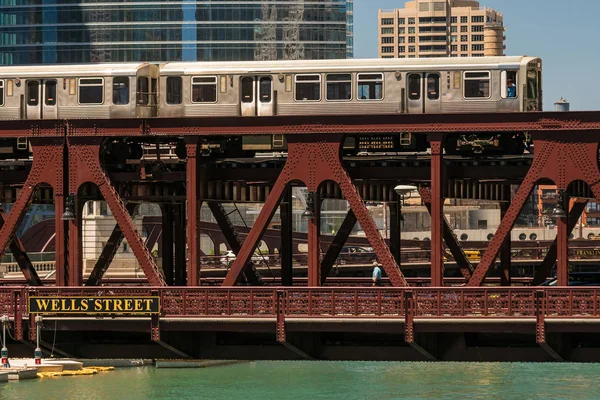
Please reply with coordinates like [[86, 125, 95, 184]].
[[112, 77, 129, 105], [192, 76, 217, 103], [78, 78, 104, 104], [295, 74, 321, 101], [527, 70, 538, 100], [357, 73, 383, 100], [45, 81, 57, 106], [408, 74, 421, 100], [166, 77, 182, 105], [137, 77, 149, 105], [427, 74, 440, 100], [27, 81, 39, 106], [0, 80, 3, 106], [326, 74, 352, 101], [260, 77, 272, 103], [501, 71, 518, 99], [241, 77, 253, 103], [463, 71, 490, 98]]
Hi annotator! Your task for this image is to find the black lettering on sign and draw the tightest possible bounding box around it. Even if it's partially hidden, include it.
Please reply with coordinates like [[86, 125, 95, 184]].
[[28, 296, 160, 315]]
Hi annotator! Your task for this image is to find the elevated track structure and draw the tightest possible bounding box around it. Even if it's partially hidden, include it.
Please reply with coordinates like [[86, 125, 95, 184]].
[[0, 111, 599, 361]]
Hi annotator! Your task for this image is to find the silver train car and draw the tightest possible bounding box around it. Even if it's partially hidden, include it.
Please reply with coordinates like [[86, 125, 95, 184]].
[[0, 56, 542, 158]]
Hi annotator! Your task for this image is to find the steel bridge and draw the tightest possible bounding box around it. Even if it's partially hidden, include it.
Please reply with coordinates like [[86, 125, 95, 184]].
[[1, 111, 600, 361]]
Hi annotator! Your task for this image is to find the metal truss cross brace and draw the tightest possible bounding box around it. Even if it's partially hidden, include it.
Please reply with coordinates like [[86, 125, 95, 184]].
[[469, 131, 600, 286], [67, 137, 166, 286], [321, 209, 357, 284], [223, 134, 407, 287], [0, 207, 40, 285]]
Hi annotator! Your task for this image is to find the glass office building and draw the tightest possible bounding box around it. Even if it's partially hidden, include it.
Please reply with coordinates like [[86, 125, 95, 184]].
[[0, 0, 353, 65]]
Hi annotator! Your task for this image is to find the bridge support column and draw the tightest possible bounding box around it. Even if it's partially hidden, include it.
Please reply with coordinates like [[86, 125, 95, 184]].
[[389, 201, 401, 265], [429, 133, 445, 287], [174, 202, 187, 286], [307, 193, 321, 287], [280, 188, 293, 286], [557, 196, 569, 287], [500, 201, 512, 286], [185, 138, 201, 286]]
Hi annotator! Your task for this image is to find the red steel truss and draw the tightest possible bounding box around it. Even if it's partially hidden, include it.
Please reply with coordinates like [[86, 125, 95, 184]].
[[0, 112, 597, 289]]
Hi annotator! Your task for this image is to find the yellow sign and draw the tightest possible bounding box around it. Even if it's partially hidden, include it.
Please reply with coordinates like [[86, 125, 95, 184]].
[[28, 296, 160, 315]]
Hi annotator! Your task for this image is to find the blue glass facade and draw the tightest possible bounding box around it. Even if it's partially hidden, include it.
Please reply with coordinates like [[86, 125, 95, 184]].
[[0, 0, 353, 65]]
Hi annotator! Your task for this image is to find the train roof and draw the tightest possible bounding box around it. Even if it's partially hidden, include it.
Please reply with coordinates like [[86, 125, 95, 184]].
[[0, 63, 147, 78], [159, 56, 540, 75]]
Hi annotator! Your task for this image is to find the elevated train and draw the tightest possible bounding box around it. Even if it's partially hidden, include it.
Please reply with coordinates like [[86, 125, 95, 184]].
[[0, 56, 542, 159]]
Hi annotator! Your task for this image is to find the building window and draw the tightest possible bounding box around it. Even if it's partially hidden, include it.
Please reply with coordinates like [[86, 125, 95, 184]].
[[381, 27, 394, 34], [381, 46, 394, 53], [398, 37, 405, 44], [461, 35, 468, 42], [472, 54, 484, 57], [472, 44, 484, 51], [408, 46, 416, 53], [461, 26, 468, 32], [472, 16, 484, 23], [461, 54, 469, 57], [408, 27, 416, 34], [408, 18, 415, 24], [472, 35, 484, 42], [381, 37, 394, 44], [419, 2, 429, 11], [398, 46, 406, 53], [461, 16, 468, 23], [381, 18, 394, 25], [408, 36, 415, 43], [295, 74, 321, 101], [166, 77, 182, 105], [79, 78, 104, 104], [451, 26, 457, 33], [472, 25, 484, 32], [464, 71, 490, 98], [451, 16, 457, 24], [451, 45, 458, 51], [382, 56, 394, 59], [450, 36, 457, 42], [192, 76, 217, 103], [398, 18, 405, 25], [398, 27, 405, 34], [326, 74, 352, 101], [461, 44, 468, 51], [112, 77, 129, 105], [357, 73, 383, 100], [433, 2, 446, 11]]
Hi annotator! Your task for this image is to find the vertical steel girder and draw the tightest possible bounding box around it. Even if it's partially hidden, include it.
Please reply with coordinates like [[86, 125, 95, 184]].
[[320, 209, 357, 284], [161, 204, 174, 285], [0, 138, 64, 285], [532, 200, 588, 285], [469, 131, 600, 286], [185, 138, 201, 286], [67, 137, 166, 286], [280, 188, 294, 286], [419, 187, 473, 280], [499, 202, 512, 286], [429, 134, 445, 287], [85, 203, 138, 286], [173, 203, 187, 286], [207, 201, 262, 285], [389, 201, 401, 265], [224, 134, 407, 287], [0, 207, 40, 285]]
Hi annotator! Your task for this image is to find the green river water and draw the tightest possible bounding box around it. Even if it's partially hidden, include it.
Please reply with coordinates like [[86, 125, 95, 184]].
[[1, 361, 599, 400]]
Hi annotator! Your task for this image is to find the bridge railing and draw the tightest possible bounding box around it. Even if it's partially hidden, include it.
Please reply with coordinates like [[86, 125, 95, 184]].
[[3, 287, 599, 319]]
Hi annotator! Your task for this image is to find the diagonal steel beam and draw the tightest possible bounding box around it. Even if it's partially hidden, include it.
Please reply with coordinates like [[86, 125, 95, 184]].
[[207, 201, 263, 286], [0, 207, 41, 286], [321, 209, 356, 284], [419, 187, 473, 280], [532, 200, 588, 285], [85, 202, 138, 286]]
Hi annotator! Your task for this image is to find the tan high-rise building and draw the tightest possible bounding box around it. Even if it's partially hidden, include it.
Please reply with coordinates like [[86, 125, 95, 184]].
[[378, 0, 504, 59]]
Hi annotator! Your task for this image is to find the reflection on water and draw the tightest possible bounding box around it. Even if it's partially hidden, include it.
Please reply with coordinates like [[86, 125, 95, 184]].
[[1, 361, 598, 400]]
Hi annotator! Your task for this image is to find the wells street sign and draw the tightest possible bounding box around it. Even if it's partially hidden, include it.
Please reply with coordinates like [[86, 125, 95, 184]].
[[28, 296, 160, 315]]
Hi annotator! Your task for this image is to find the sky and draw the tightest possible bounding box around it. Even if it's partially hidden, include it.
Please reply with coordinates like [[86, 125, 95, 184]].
[[353, 0, 600, 111]]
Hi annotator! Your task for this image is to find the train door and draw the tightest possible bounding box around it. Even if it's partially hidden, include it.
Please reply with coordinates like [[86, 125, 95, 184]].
[[25, 80, 57, 120], [406, 73, 441, 114], [240, 76, 274, 116]]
